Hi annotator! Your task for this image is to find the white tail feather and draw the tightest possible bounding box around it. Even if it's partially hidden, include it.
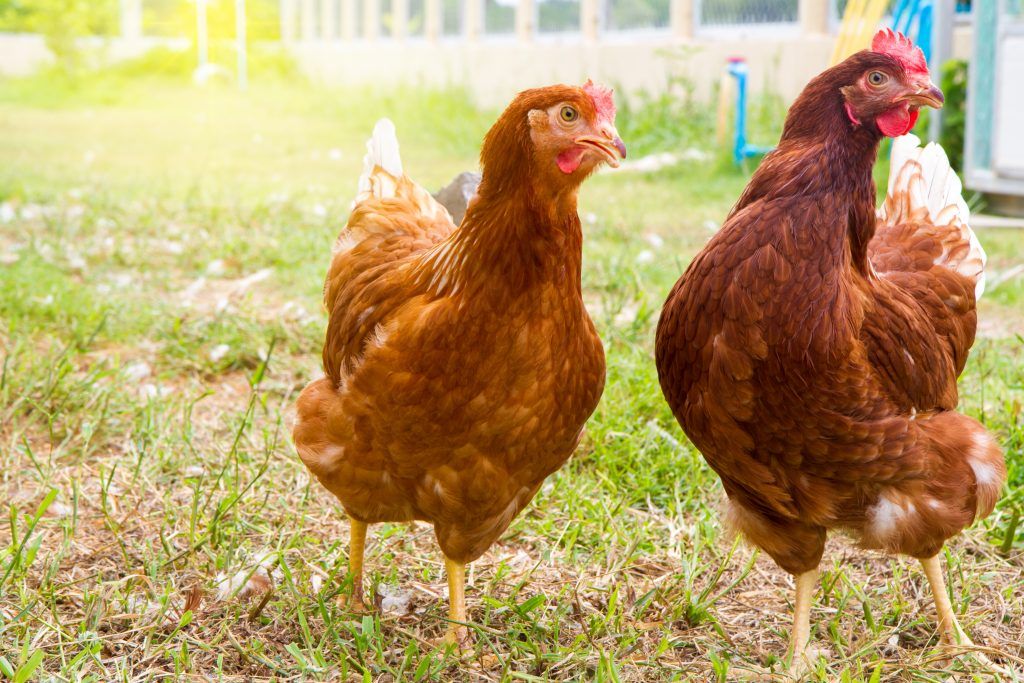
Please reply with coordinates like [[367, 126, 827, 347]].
[[356, 118, 404, 199], [882, 134, 987, 299]]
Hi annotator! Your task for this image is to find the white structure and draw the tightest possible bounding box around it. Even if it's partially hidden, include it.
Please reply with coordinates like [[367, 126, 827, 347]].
[[278, 0, 972, 106], [966, 0, 1024, 203], [279, 0, 835, 104]]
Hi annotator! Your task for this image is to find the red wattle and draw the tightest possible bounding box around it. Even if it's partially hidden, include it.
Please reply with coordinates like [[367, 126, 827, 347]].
[[876, 103, 918, 137], [557, 147, 584, 174]]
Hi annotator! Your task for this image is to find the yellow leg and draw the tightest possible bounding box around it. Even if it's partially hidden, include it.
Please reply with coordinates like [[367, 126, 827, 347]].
[[918, 554, 1019, 677], [788, 569, 819, 676], [921, 554, 974, 649], [444, 555, 469, 646], [339, 517, 370, 612]]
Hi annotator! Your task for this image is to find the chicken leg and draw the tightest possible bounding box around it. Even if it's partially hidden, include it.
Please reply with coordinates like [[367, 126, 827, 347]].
[[921, 554, 974, 650], [338, 517, 370, 612], [444, 555, 469, 646], [787, 569, 819, 677], [918, 553, 1020, 677]]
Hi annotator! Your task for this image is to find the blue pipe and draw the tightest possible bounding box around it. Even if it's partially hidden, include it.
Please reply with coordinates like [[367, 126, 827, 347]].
[[728, 58, 773, 165]]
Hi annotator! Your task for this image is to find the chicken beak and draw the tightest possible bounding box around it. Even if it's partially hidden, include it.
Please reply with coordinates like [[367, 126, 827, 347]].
[[900, 81, 944, 109], [575, 126, 627, 168]]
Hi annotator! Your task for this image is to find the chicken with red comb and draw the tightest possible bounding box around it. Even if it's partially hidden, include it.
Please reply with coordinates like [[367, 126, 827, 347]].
[[293, 82, 624, 645], [655, 30, 1005, 673]]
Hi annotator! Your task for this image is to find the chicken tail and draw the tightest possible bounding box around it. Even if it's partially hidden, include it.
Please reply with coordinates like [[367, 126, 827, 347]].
[[878, 134, 986, 299], [355, 118, 404, 201], [346, 118, 450, 228]]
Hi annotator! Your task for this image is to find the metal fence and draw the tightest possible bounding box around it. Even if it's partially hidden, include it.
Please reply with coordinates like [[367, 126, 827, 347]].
[[698, 0, 797, 27], [602, 0, 670, 30], [0, 0, 923, 44], [278, 0, 845, 40]]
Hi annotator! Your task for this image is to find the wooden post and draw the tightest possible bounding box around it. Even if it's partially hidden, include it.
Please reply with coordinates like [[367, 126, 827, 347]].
[[340, 0, 357, 39], [237, 0, 247, 89], [197, 0, 209, 65], [364, 0, 381, 39], [798, 0, 829, 35], [929, 0, 954, 141], [425, 0, 442, 41], [670, 0, 693, 39], [301, 0, 316, 40], [393, 0, 409, 38], [464, 0, 482, 40], [580, 0, 599, 41], [321, 0, 336, 39], [515, 0, 534, 41], [280, 0, 296, 42], [120, 0, 143, 40]]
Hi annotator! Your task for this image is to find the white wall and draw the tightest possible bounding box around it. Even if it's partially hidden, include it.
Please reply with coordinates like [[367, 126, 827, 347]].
[[287, 34, 837, 106]]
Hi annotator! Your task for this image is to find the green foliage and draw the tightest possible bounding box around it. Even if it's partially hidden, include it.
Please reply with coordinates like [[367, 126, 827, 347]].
[[615, 50, 785, 169], [0, 0, 117, 74], [939, 58, 968, 173], [0, 43, 300, 106], [913, 59, 968, 173], [616, 66, 712, 157]]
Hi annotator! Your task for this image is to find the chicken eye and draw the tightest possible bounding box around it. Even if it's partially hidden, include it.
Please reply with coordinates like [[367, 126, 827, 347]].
[[559, 105, 579, 123], [867, 71, 888, 87]]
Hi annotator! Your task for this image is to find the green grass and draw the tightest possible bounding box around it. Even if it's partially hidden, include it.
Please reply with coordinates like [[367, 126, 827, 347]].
[[1, 67, 1022, 682]]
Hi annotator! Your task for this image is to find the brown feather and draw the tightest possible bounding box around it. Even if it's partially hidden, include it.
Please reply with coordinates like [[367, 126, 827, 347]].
[[294, 85, 610, 563], [655, 52, 1005, 575]]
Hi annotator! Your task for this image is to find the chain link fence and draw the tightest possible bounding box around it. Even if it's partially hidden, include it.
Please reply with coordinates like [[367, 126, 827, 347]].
[[698, 0, 797, 27]]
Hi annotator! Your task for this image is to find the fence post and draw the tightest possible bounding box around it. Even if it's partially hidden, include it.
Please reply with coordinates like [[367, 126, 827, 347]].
[[301, 0, 316, 40], [799, 0, 829, 35], [464, 0, 482, 40], [393, 0, 409, 38], [580, 0, 599, 40], [364, 0, 381, 39], [321, 0, 336, 39], [280, 0, 296, 41], [120, 0, 143, 40], [670, 0, 693, 39], [929, 0, 954, 141], [340, 0, 357, 39], [237, 0, 247, 89], [516, 0, 535, 41], [197, 0, 209, 65], [425, 0, 442, 41]]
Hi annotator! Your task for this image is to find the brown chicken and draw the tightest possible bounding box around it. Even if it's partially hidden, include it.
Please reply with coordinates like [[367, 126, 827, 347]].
[[293, 82, 624, 643], [655, 30, 1006, 670]]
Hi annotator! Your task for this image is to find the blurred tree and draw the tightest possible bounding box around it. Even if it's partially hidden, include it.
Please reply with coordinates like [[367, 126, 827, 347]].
[[0, 0, 118, 73], [0, 1, 33, 31]]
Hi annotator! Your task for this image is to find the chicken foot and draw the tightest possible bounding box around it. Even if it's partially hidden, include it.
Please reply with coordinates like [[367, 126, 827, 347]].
[[337, 517, 371, 613]]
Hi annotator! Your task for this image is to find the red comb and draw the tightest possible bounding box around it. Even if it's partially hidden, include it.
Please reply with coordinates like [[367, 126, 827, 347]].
[[583, 79, 616, 121], [871, 29, 929, 76]]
